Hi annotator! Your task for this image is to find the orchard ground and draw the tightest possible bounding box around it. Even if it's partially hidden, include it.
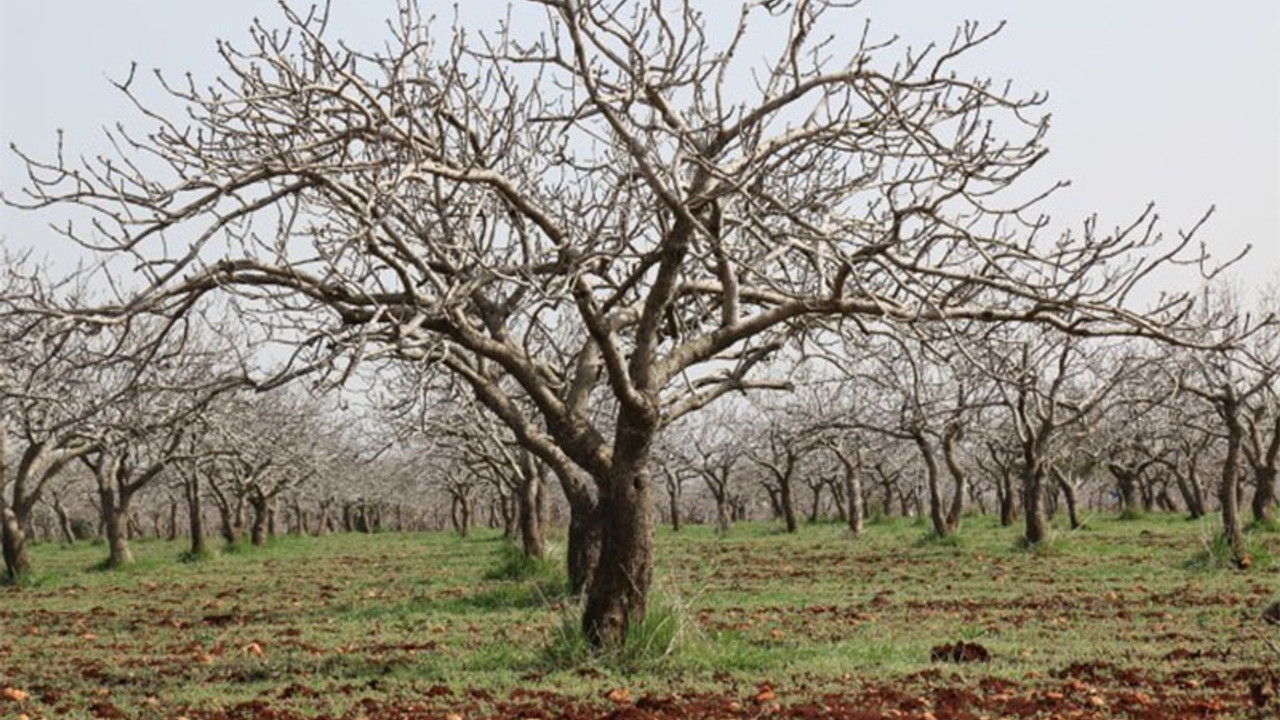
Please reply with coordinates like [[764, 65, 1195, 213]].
[[1, 514, 1277, 719]]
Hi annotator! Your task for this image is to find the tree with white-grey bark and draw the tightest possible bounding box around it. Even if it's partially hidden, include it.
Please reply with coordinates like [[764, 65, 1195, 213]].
[[8, 0, 1236, 645]]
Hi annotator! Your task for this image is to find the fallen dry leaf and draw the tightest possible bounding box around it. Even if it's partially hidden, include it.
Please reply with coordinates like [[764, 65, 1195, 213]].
[[2, 687, 30, 703], [753, 684, 776, 703], [606, 687, 632, 705]]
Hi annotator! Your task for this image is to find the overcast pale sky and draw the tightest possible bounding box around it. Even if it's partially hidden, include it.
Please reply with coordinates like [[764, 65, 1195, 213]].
[[2, 1, 1277, 300]]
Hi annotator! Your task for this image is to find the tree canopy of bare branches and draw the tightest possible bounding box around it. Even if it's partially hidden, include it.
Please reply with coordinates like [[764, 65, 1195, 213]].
[[6, 0, 1242, 644]]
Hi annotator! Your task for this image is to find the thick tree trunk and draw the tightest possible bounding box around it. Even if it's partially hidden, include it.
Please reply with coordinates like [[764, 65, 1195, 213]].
[[779, 477, 798, 533], [1109, 464, 1141, 518], [249, 495, 269, 547], [99, 486, 135, 568], [1252, 469, 1276, 526], [714, 494, 731, 534], [2, 508, 31, 581], [1023, 465, 1049, 546], [582, 462, 654, 648]]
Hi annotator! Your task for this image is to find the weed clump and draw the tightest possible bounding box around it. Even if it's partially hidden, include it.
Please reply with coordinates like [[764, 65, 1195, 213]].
[[1185, 532, 1274, 573], [483, 542, 558, 582], [543, 592, 689, 674]]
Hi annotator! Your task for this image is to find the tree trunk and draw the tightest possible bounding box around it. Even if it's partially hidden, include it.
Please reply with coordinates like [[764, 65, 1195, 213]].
[[845, 473, 864, 537], [1252, 468, 1276, 527], [567, 504, 602, 596], [2, 508, 31, 581], [1174, 471, 1206, 520], [1023, 465, 1049, 546], [1109, 464, 1141, 519], [52, 495, 76, 544], [582, 462, 654, 648], [779, 476, 798, 533], [1054, 470, 1081, 530], [666, 471, 682, 533], [187, 473, 207, 557], [99, 485, 135, 568], [1220, 405, 1247, 561], [942, 427, 967, 534], [516, 457, 548, 559], [249, 494, 269, 547]]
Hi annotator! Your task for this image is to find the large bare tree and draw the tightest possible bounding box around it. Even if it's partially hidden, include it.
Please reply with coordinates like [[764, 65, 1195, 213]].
[[9, 1, 1227, 644]]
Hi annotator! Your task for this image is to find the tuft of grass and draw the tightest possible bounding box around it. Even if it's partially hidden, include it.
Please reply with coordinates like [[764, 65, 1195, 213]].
[[1185, 530, 1275, 573], [543, 591, 690, 674], [915, 530, 964, 548], [177, 548, 216, 564], [483, 541, 559, 582], [1249, 516, 1279, 534]]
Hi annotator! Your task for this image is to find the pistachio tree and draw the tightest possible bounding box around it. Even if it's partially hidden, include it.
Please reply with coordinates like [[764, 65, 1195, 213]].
[[11, 0, 1223, 644]]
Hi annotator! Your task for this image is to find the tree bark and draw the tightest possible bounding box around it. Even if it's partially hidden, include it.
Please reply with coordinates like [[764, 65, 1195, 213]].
[[516, 454, 548, 559], [2, 508, 30, 581], [98, 484, 135, 568], [1251, 468, 1276, 526], [1053, 469, 1081, 530], [1023, 465, 1049, 546], [941, 426, 968, 533], [1219, 398, 1247, 562], [186, 472, 207, 556], [249, 493, 269, 547], [582, 462, 655, 648], [52, 494, 76, 545]]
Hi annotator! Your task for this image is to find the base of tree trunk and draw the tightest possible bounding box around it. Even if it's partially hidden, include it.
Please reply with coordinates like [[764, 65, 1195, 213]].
[[581, 468, 655, 648]]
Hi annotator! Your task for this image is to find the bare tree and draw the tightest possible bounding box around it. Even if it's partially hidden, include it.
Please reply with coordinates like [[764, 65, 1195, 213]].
[[10, 0, 1231, 644], [1, 260, 108, 579], [1175, 290, 1279, 561]]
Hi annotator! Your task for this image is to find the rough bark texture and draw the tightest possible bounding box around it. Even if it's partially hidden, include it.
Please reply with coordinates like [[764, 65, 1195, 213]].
[[582, 463, 655, 648], [2, 508, 30, 581], [567, 507, 602, 597]]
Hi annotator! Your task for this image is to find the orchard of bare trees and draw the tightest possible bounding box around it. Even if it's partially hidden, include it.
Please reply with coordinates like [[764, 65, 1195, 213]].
[[2, 0, 1276, 653]]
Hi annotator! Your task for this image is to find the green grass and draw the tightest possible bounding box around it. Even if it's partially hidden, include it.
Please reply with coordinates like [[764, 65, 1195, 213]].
[[0, 514, 1276, 718]]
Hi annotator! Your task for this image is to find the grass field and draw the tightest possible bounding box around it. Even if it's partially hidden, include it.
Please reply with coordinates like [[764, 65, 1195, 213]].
[[1, 513, 1277, 719]]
